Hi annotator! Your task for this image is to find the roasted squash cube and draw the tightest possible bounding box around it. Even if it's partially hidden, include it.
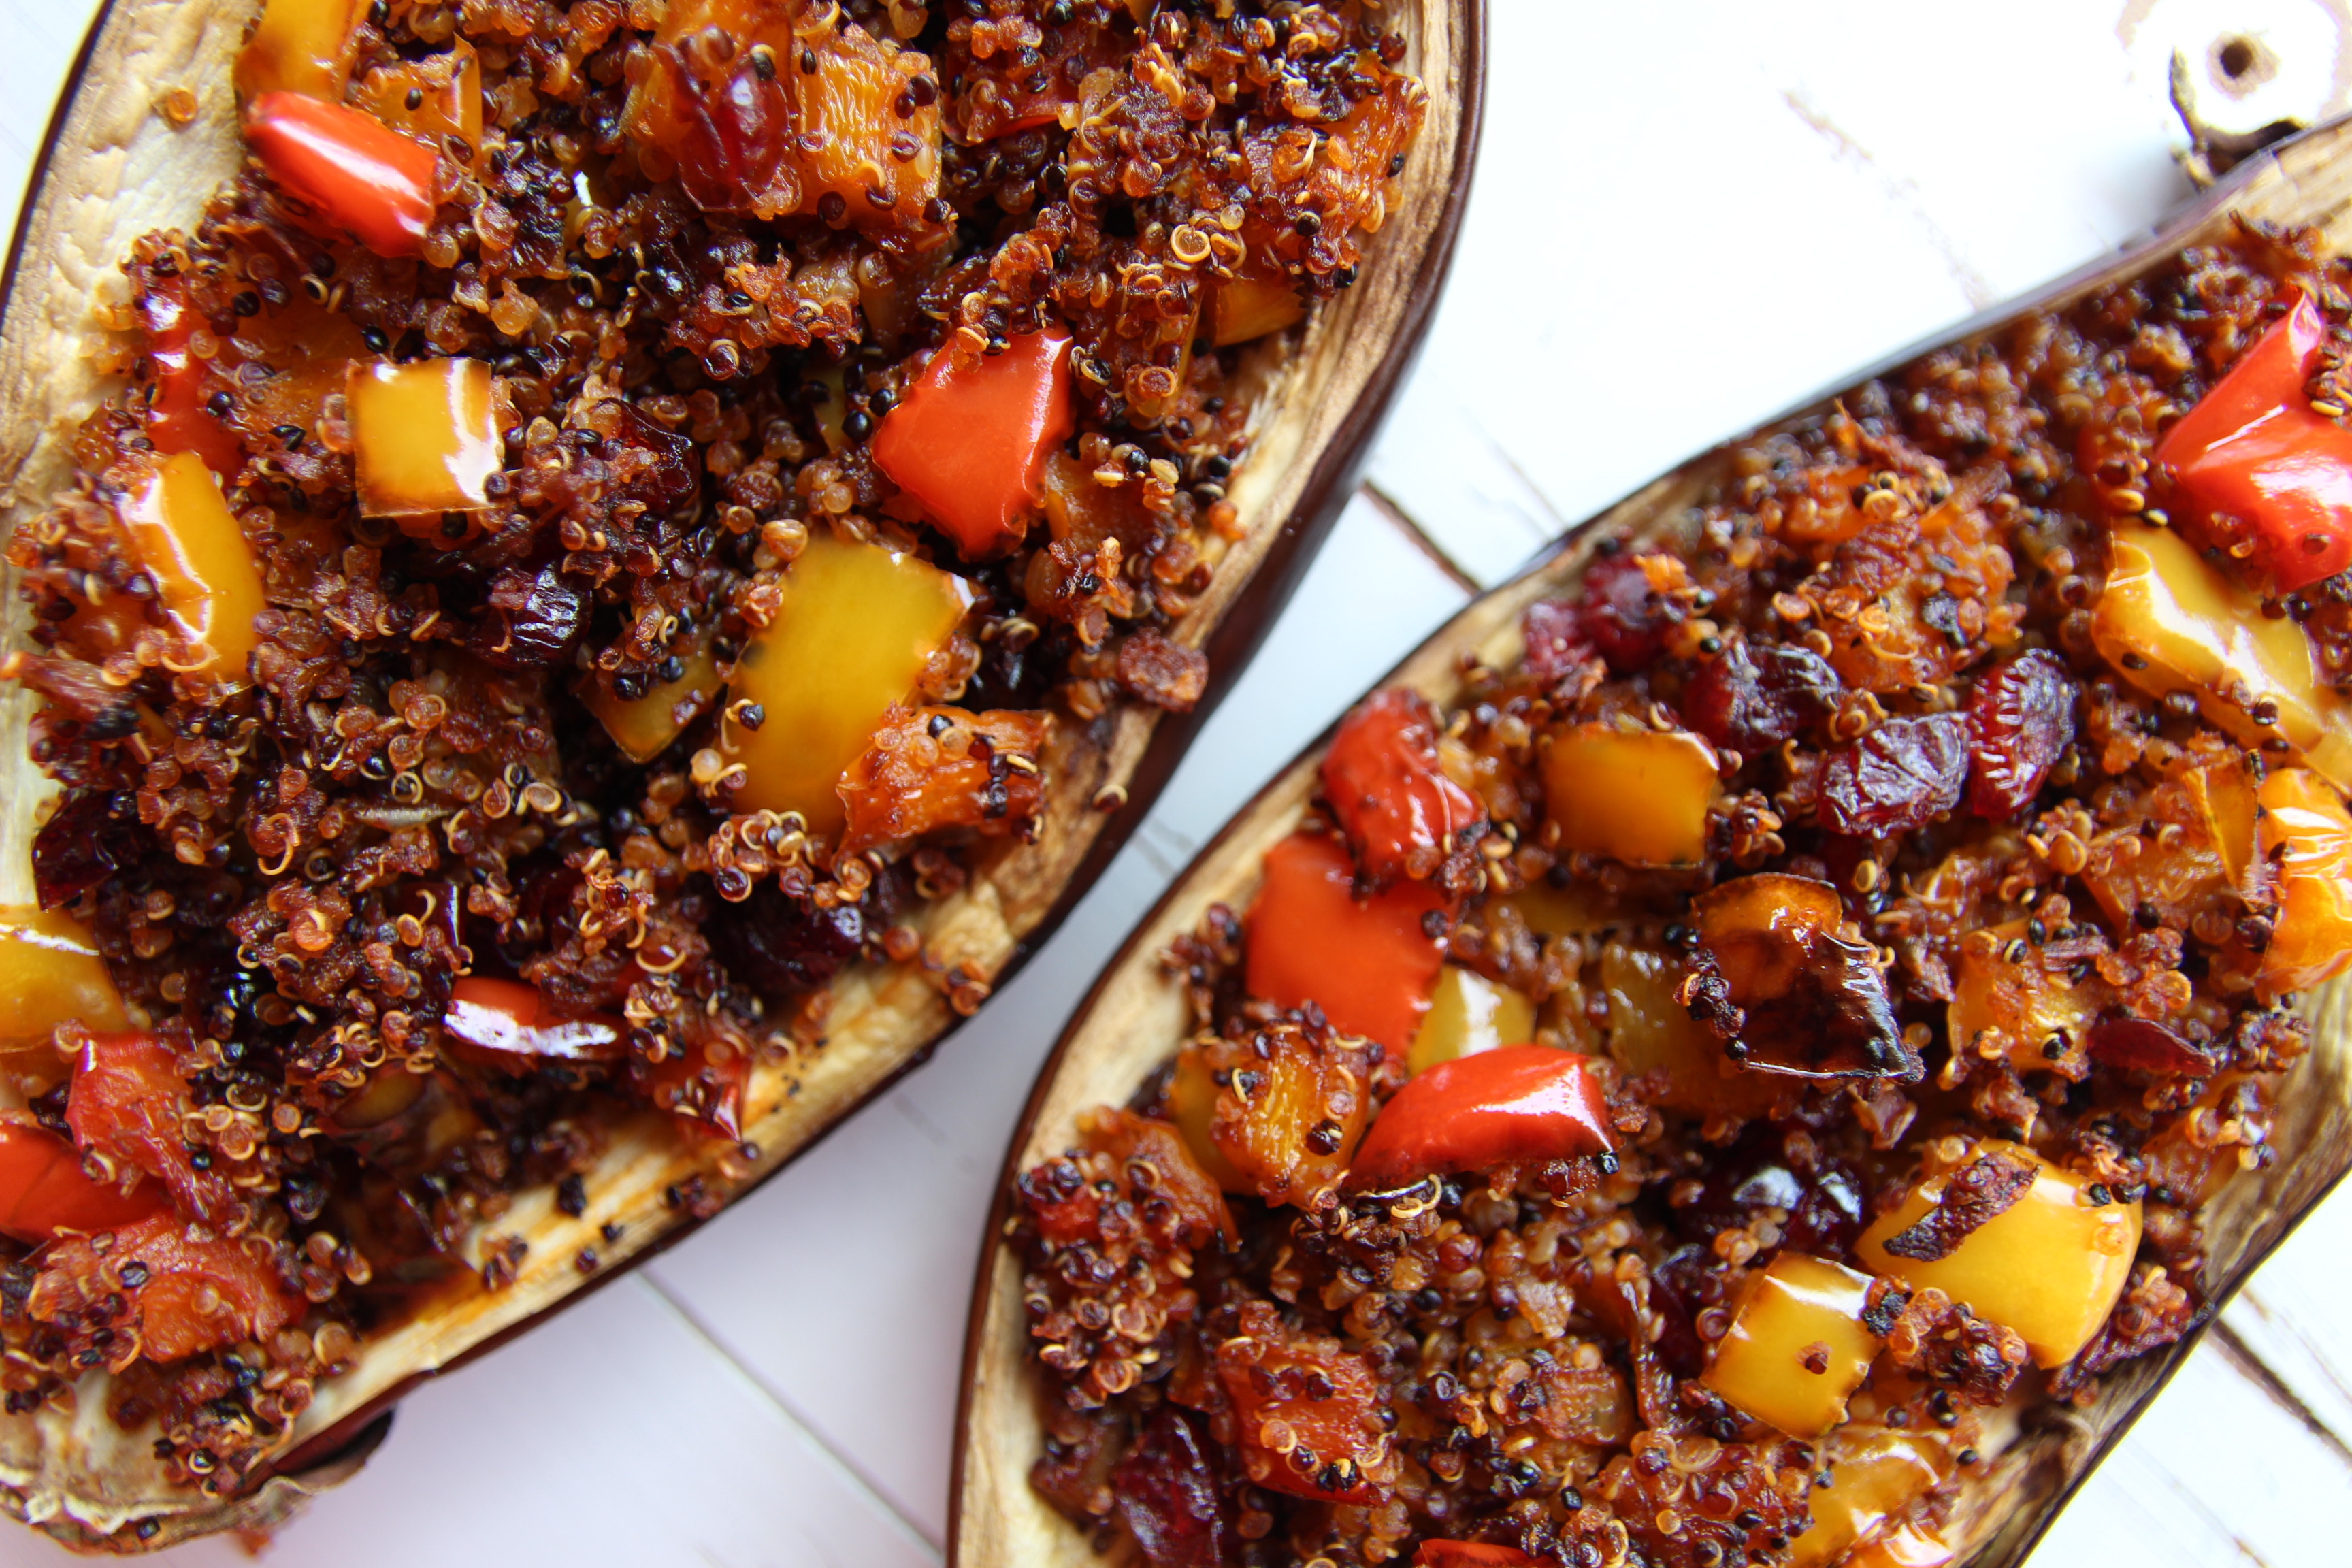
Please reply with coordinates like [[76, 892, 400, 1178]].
[[0, 906, 127, 1055], [1784, 1424, 1954, 1568], [1202, 1015, 1372, 1209], [796, 21, 943, 225], [836, 704, 1051, 854], [1690, 873, 1912, 1081], [2080, 756, 2253, 932], [1542, 722, 1719, 866], [1211, 270, 1305, 347], [120, 451, 268, 681], [1407, 964, 1536, 1075], [1166, 1043, 1247, 1193], [29, 1209, 302, 1369], [725, 532, 975, 834], [1215, 1300, 1395, 1503], [2255, 768, 2352, 996], [1856, 1139, 2139, 1368], [234, 0, 363, 101], [1946, 918, 2107, 1077], [348, 357, 501, 521], [2091, 522, 2352, 790], [357, 40, 483, 156], [1599, 938, 1780, 1118], [1701, 1253, 1881, 1438]]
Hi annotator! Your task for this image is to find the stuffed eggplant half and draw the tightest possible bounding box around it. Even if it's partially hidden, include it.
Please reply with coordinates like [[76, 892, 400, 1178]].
[[0, 0, 1476, 1548], [964, 133, 2352, 1568]]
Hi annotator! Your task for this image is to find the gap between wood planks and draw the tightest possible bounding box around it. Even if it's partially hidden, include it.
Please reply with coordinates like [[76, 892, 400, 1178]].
[[1361, 480, 1482, 593], [636, 1275, 946, 1559]]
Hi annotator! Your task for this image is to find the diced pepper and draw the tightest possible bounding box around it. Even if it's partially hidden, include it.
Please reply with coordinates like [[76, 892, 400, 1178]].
[[139, 275, 242, 474], [836, 704, 1052, 855], [1166, 1043, 1247, 1192], [348, 357, 502, 521], [724, 533, 975, 835], [1322, 689, 1486, 885], [29, 1208, 302, 1367], [234, 0, 364, 102], [1856, 1139, 2140, 1368], [1690, 874, 1912, 1081], [67, 1030, 231, 1222], [356, 39, 483, 157], [581, 636, 721, 764], [0, 1121, 163, 1243], [1598, 938, 1780, 1120], [442, 976, 626, 1064], [1407, 965, 1536, 1076], [1784, 1425, 1955, 1568], [1946, 917, 2107, 1077], [1211, 271, 1307, 347], [121, 451, 268, 681], [2154, 292, 2352, 593], [0, 906, 127, 1051], [2254, 768, 2352, 996], [2091, 521, 2352, 790], [1700, 1253, 1882, 1439], [244, 91, 440, 259], [1542, 722, 1720, 866], [871, 331, 1075, 558], [632, 1035, 754, 1140], [1347, 1045, 1613, 1192], [1243, 832, 1446, 1051], [1201, 1017, 1372, 1209], [794, 20, 943, 223]]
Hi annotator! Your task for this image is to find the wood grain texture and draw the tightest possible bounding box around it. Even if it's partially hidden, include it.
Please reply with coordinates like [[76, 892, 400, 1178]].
[[951, 116, 2352, 1568], [0, 0, 1479, 1550]]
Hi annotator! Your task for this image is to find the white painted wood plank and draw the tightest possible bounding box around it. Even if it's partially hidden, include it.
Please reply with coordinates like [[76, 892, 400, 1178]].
[[642, 489, 1473, 1545]]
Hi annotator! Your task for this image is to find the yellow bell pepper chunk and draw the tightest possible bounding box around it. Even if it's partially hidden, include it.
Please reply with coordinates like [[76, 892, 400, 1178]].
[[2256, 768, 2352, 996], [122, 452, 268, 681], [726, 533, 974, 834], [1211, 273, 1305, 347], [1406, 965, 1535, 1075], [1599, 938, 1780, 1119], [2091, 523, 2352, 791], [234, 0, 363, 102], [1784, 1424, 1955, 1568], [581, 639, 722, 765], [1857, 1139, 2139, 1368], [348, 358, 501, 521], [357, 40, 483, 156], [1700, 1253, 1881, 1439], [1543, 723, 1720, 866], [0, 906, 127, 1050], [1167, 1044, 1248, 1193], [1945, 917, 2106, 1076], [1503, 877, 1621, 938]]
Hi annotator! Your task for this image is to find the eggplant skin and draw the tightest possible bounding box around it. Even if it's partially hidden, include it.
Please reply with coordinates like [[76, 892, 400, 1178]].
[[0, 0, 1470, 1550]]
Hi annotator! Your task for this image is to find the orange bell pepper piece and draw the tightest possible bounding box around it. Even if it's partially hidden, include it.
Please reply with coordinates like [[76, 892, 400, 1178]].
[[871, 331, 1074, 557]]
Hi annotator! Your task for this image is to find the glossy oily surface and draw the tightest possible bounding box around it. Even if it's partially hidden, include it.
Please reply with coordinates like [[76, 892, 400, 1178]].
[[1702, 1253, 1882, 1439], [1541, 722, 1719, 866], [119, 450, 267, 680], [347, 357, 500, 519], [0, 906, 125, 1051]]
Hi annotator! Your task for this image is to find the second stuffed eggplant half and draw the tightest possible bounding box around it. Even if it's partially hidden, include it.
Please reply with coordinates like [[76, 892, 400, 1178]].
[[958, 125, 2352, 1568]]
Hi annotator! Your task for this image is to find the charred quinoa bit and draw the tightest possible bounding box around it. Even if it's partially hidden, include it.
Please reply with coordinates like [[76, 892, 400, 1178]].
[[0, 0, 1424, 1494], [1014, 225, 2352, 1568]]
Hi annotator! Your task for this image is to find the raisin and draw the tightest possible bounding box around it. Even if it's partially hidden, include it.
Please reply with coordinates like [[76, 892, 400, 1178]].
[[468, 564, 585, 670], [1684, 636, 1842, 756], [2087, 1017, 2216, 1075], [708, 883, 864, 995], [31, 789, 131, 911], [1818, 711, 1971, 836], [1965, 648, 2077, 818], [1111, 1405, 1226, 1568], [1671, 1129, 1869, 1258]]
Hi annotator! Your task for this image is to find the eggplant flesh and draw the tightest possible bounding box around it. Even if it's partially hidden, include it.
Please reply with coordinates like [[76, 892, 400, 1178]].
[[0, 0, 1477, 1550], [951, 115, 2352, 1568]]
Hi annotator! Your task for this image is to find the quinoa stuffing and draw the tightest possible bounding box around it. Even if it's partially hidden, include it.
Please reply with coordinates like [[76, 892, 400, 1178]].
[[1012, 225, 2352, 1568], [0, 0, 1424, 1495]]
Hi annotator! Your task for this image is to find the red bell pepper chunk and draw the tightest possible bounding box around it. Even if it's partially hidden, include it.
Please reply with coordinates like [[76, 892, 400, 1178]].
[[0, 1121, 164, 1243], [31, 1208, 303, 1367], [870, 331, 1075, 558], [244, 91, 440, 259], [1322, 688, 1486, 885], [1347, 1045, 1613, 1192], [2155, 292, 2352, 593], [1244, 831, 1446, 1051], [632, 1036, 753, 1141], [67, 1030, 231, 1223], [1415, 1546, 1536, 1568], [140, 277, 242, 475], [443, 975, 627, 1064]]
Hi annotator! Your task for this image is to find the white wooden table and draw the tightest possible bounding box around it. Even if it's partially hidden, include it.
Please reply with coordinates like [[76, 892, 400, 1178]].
[[4, 3, 2349, 1565]]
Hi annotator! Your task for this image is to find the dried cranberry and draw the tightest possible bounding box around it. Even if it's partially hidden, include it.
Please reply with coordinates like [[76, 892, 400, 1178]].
[[1522, 550, 1678, 681], [1965, 648, 2078, 817], [709, 883, 864, 995], [2087, 1017, 2217, 1075], [650, 44, 794, 218], [1817, 712, 1971, 836], [468, 564, 585, 670], [1111, 1405, 1226, 1568], [1684, 637, 1842, 757], [1520, 598, 1590, 683], [32, 789, 131, 911], [607, 399, 699, 512], [1646, 1245, 1725, 1378], [1671, 1130, 1868, 1258]]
